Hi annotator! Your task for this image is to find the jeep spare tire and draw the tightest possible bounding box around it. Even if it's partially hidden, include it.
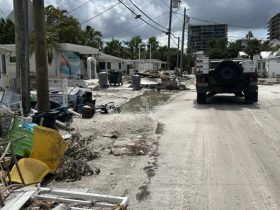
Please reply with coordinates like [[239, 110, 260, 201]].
[[213, 60, 242, 87]]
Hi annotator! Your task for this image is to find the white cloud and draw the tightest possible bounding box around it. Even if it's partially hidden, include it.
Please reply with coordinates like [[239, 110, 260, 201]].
[[1, 0, 278, 46]]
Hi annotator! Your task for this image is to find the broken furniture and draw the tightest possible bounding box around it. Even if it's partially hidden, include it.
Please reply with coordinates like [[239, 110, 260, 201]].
[[10, 126, 68, 185], [0, 136, 28, 207], [95, 102, 121, 114], [0, 91, 23, 116], [3, 116, 33, 157], [3, 186, 129, 209], [0, 105, 13, 138]]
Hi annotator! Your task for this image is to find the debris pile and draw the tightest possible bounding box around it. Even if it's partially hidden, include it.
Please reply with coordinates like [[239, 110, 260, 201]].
[[127, 139, 150, 156], [111, 138, 150, 156], [0, 105, 13, 137], [55, 133, 100, 182]]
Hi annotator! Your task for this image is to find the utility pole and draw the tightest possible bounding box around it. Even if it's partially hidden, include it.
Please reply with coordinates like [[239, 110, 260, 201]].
[[176, 37, 180, 68], [187, 15, 191, 74], [180, 7, 186, 74], [33, 0, 50, 112], [166, 0, 173, 70], [13, 0, 30, 114]]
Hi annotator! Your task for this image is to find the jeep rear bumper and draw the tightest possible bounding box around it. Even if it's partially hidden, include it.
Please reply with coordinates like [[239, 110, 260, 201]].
[[196, 85, 258, 93]]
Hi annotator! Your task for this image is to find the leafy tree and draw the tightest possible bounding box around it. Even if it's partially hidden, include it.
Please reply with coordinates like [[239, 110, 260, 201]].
[[104, 38, 123, 57], [206, 38, 228, 59], [245, 39, 261, 59], [260, 40, 272, 51], [29, 30, 61, 64], [81, 25, 102, 49], [227, 41, 241, 58], [153, 46, 168, 61], [245, 31, 254, 40], [0, 18, 15, 44], [124, 36, 142, 59], [45, 5, 82, 44]]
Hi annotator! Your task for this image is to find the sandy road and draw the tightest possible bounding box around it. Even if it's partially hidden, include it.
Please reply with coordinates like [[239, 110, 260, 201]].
[[141, 84, 280, 209]]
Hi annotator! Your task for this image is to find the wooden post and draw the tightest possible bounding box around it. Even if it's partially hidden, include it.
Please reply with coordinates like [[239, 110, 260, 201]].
[[13, 0, 30, 114], [33, 0, 50, 112]]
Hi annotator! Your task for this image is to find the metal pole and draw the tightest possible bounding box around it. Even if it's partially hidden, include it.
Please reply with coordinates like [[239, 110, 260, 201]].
[[187, 17, 191, 74], [138, 44, 141, 60], [180, 8, 186, 73], [166, 0, 173, 70], [149, 44, 151, 60], [177, 37, 180, 68]]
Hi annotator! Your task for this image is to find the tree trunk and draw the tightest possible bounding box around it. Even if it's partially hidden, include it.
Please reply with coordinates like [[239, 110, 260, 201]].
[[33, 0, 50, 112], [13, 0, 30, 114]]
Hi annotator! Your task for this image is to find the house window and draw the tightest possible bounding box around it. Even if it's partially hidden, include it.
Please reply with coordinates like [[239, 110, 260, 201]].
[[107, 62, 111, 70], [2, 55, 6, 75], [119, 63, 121, 70], [263, 62, 266, 70], [9, 56, 16, 63], [258, 62, 261, 70], [99, 62, 105, 70]]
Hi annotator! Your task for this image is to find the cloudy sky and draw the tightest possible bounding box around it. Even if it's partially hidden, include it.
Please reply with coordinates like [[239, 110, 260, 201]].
[[0, 0, 279, 47]]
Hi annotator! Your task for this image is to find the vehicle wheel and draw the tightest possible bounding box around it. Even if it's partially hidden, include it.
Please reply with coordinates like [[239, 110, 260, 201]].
[[197, 92, 207, 104], [251, 91, 258, 102], [244, 92, 254, 104]]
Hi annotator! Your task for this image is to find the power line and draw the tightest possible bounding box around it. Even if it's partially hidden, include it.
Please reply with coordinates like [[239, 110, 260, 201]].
[[228, 35, 267, 40], [69, 0, 92, 14], [171, 35, 179, 47], [128, 0, 168, 30], [0, 8, 7, 18], [104, 11, 169, 38], [174, 12, 267, 30], [118, 0, 167, 33], [81, 2, 120, 25], [160, 0, 169, 8]]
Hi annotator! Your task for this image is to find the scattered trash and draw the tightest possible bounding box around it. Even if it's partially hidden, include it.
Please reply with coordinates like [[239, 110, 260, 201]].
[[96, 102, 121, 114], [82, 105, 94, 119], [3, 116, 33, 157], [111, 139, 150, 156], [3, 186, 129, 209], [55, 134, 100, 182], [126, 140, 149, 156], [0, 105, 13, 138]]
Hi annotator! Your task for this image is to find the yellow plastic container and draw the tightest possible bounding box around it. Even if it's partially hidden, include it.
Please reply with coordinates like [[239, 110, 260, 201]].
[[10, 126, 68, 184]]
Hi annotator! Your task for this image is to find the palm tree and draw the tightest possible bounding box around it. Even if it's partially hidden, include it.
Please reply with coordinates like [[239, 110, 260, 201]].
[[29, 30, 61, 64], [124, 36, 142, 59], [104, 38, 123, 57], [0, 18, 15, 44], [45, 5, 82, 44], [81, 25, 102, 49], [148, 36, 159, 51]]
